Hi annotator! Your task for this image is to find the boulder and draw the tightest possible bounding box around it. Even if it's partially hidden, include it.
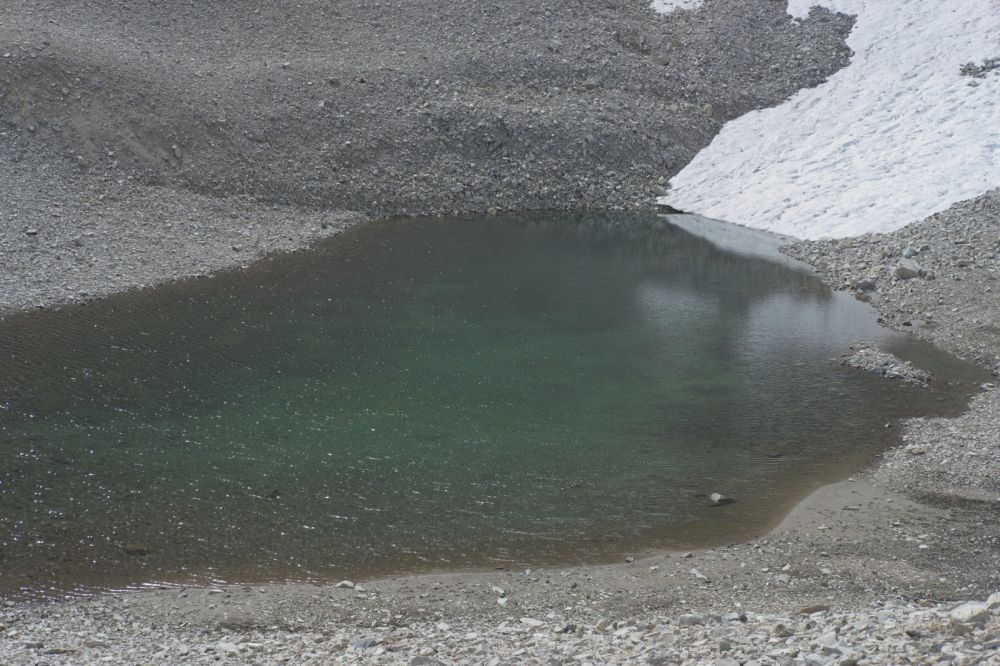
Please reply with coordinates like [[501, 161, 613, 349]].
[[678, 613, 708, 626], [709, 492, 736, 506], [854, 278, 877, 291], [949, 601, 990, 625], [894, 259, 923, 279]]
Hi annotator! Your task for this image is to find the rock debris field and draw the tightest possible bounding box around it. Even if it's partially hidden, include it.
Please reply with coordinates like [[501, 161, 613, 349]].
[[2, 588, 999, 664], [1, 0, 852, 314], [2, 0, 1000, 664], [784, 189, 1000, 372]]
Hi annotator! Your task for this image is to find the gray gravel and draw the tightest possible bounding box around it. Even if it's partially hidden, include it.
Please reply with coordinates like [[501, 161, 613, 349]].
[[0, 178, 363, 313], [840, 343, 933, 386], [2, 577, 998, 664], [873, 388, 1000, 504], [1, 0, 853, 316], [785, 189, 1000, 511], [783, 189, 1000, 371]]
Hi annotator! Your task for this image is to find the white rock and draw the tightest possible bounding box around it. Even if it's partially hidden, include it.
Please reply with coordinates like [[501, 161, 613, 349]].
[[678, 613, 707, 626], [650, 0, 704, 14], [949, 602, 990, 625]]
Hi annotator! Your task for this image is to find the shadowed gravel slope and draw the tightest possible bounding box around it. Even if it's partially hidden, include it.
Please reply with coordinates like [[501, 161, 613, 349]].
[[1, 0, 853, 313]]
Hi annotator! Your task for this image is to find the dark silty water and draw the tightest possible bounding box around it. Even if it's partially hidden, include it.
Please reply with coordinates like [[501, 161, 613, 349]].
[[0, 214, 984, 598]]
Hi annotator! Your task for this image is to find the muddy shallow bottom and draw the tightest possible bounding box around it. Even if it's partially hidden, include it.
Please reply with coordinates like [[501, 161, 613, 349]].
[[0, 213, 985, 599]]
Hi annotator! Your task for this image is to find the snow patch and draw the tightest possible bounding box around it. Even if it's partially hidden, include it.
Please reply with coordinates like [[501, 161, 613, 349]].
[[658, 0, 1000, 239], [650, 0, 704, 14], [660, 213, 802, 268]]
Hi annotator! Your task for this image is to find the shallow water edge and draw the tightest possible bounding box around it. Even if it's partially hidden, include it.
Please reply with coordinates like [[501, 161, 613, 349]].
[[0, 213, 989, 601]]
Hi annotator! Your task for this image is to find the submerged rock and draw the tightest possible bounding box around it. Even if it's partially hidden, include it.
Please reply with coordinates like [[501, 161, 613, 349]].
[[709, 492, 737, 506], [123, 543, 149, 556]]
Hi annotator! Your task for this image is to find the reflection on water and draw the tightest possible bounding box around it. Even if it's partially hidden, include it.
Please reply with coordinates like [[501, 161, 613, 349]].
[[0, 213, 984, 598]]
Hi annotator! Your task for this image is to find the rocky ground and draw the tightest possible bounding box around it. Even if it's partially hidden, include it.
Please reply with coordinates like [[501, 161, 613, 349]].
[[839, 343, 934, 386], [3, 0, 1000, 664], [1, 0, 854, 315], [2, 585, 999, 664], [783, 189, 1000, 373], [784, 189, 1000, 509]]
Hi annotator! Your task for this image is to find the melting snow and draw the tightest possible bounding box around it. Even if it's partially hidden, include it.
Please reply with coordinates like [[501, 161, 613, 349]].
[[653, 0, 1000, 239]]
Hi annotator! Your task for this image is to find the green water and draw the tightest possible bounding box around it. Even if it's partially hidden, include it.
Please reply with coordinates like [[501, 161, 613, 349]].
[[0, 214, 983, 598]]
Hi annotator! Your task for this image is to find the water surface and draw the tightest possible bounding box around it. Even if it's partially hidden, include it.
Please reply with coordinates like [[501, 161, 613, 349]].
[[0, 214, 983, 598]]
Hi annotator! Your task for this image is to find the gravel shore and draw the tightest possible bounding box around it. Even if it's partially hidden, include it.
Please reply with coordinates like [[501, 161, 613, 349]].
[[1, 471, 998, 664], [784, 189, 1000, 507], [783, 189, 1000, 373], [2, 0, 1000, 663], [3, 202, 998, 665]]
